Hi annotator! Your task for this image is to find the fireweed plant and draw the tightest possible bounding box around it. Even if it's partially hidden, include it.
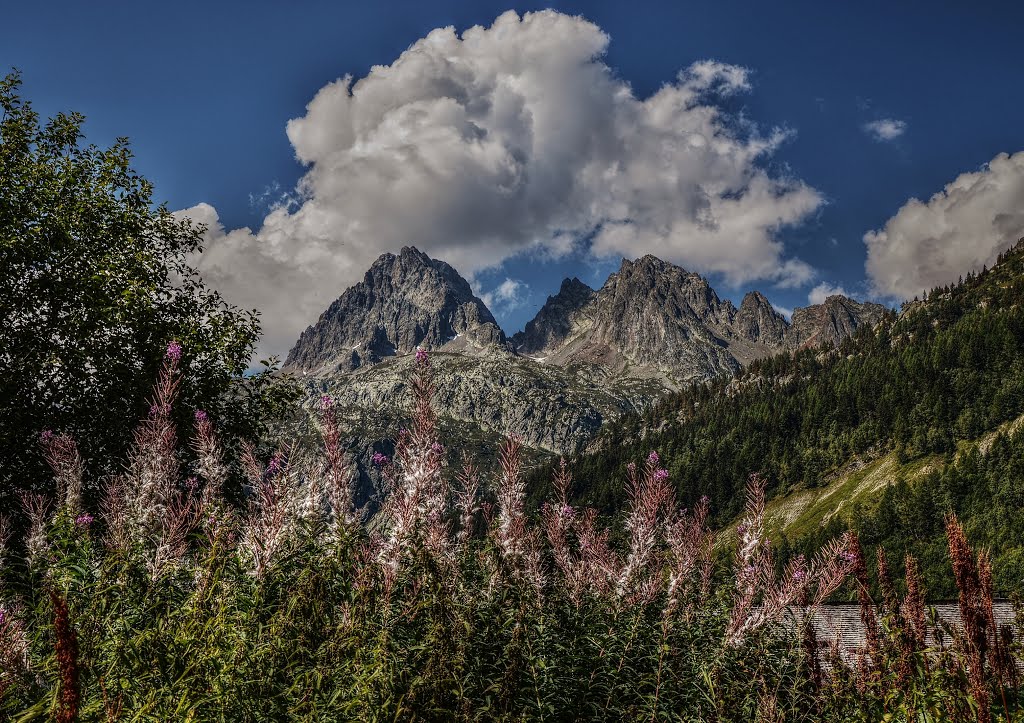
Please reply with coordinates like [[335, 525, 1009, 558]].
[[1, 345, 1022, 721]]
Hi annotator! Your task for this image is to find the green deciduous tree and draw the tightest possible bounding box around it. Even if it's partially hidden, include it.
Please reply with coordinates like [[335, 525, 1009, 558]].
[[0, 70, 295, 503]]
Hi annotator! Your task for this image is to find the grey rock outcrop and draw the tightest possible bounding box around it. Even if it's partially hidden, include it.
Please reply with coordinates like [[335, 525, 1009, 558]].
[[788, 295, 888, 350], [512, 278, 596, 354], [285, 246, 508, 373], [735, 291, 789, 346]]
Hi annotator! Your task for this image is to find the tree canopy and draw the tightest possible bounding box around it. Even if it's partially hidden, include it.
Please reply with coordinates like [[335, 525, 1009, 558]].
[[0, 70, 289, 503]]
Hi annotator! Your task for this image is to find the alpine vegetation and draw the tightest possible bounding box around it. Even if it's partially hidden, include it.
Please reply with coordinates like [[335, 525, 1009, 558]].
[[2, 346, 1023, 721]]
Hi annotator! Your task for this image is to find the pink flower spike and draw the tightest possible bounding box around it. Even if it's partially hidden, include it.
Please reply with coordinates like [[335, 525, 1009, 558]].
[[194, 410, 208, 423], [415, 348, 428, 365], [166, 341, 182, 362], [75, 513, 94, 527], [319, 394, 334, 409], [647, 451, 659, 465]]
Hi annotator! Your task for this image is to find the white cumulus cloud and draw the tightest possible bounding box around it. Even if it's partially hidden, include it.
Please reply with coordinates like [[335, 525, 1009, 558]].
[[481, 278, 529, 313], [182, 10, 824, 357], [863, 118, 907, 142], [808, 282, 849, 305], [864, 150, 1024, 300]]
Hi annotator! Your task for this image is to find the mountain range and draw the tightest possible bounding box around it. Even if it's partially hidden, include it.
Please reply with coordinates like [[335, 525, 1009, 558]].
[[281, 247, 886, 505], [286, 247, 886, 388]]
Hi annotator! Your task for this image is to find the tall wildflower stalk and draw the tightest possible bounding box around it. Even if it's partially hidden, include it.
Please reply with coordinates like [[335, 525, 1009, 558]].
[[192, 409, 228, 511], [617, 453, 673, 604], [726, 474, 854, 646], [39, 432, 84, 515], [238, 445, 294, 579], [112, 342, 183, 547], [849, 531, 881, 679], [493, 436, 544, 592], [376, 349, 451, 592], [664, 494, 714, 617], [50, 590, 79, 723], [541, 459, 579, 599], [454, 455, 480, 547], [315, 395, 357, 538], [0, 601, 30, 697], [495, 436, 527, 563], [946, 512, 992, 723], [903, 554, 928, 655], [19, 492, 51, 568]]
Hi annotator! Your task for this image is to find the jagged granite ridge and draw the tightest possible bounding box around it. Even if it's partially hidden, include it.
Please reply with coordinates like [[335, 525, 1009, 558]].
[[285, 246, 508, 373]]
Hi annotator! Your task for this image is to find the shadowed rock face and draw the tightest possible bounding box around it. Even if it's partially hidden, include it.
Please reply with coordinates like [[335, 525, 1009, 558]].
[[566, 255, 744, 379], [787, 295, 888, 350], [735, 291, 788, 347], [285, 246, 508, 373], [512, 277, 596, 354]]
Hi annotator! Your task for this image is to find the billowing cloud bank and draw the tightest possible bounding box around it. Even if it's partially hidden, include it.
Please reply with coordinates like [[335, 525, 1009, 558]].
[[181, 10, 823, 357], [865, 151, 1024, 300]]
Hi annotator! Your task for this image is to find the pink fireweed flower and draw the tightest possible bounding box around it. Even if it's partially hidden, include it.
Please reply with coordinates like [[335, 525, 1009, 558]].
[[319, 394, 333, 410], [626, 462, 636, 474], [647, 451, 659, 465], [415, 348, 428, 365], [371, 452, 389, 466], [40, 431, 84, 513], [194, 410, 208, 423], [74, 513, 94, 527], [166, 341, 182, 361], [149, 403, 170, 419], [653, 468, 670, 482]]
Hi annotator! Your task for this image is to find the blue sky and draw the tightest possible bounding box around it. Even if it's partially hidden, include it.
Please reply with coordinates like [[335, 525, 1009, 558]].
[[4, 1, 1023, 355]]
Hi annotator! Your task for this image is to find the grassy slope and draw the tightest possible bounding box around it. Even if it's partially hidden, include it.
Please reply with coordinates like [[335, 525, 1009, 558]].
[[731, 411, 1024, 543]]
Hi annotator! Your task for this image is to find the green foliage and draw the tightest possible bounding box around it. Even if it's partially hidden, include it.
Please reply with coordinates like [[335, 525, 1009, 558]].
[[810, 428, 1024, 599], [0, 71, 298, 504]]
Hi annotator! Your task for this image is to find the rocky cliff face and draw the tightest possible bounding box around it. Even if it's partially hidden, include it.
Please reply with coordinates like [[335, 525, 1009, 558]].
[[285, 246, 508, 373], [311, 352, 665, 455], [787, 295, 888, 350], [735, 291, 789, 346], [513, 278, 596, 354]]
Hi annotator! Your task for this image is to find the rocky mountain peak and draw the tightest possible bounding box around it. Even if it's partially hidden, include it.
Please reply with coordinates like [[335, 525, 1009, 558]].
[[735, 291, 788, 346], [284, 246, 507, 373], [511, 277, 595, 354], [523, 256, 742, 379], [788, 295, 888, 349]]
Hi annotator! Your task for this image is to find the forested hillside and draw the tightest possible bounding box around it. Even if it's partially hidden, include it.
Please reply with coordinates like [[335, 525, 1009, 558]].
[[551, 241, 1024, 594]]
